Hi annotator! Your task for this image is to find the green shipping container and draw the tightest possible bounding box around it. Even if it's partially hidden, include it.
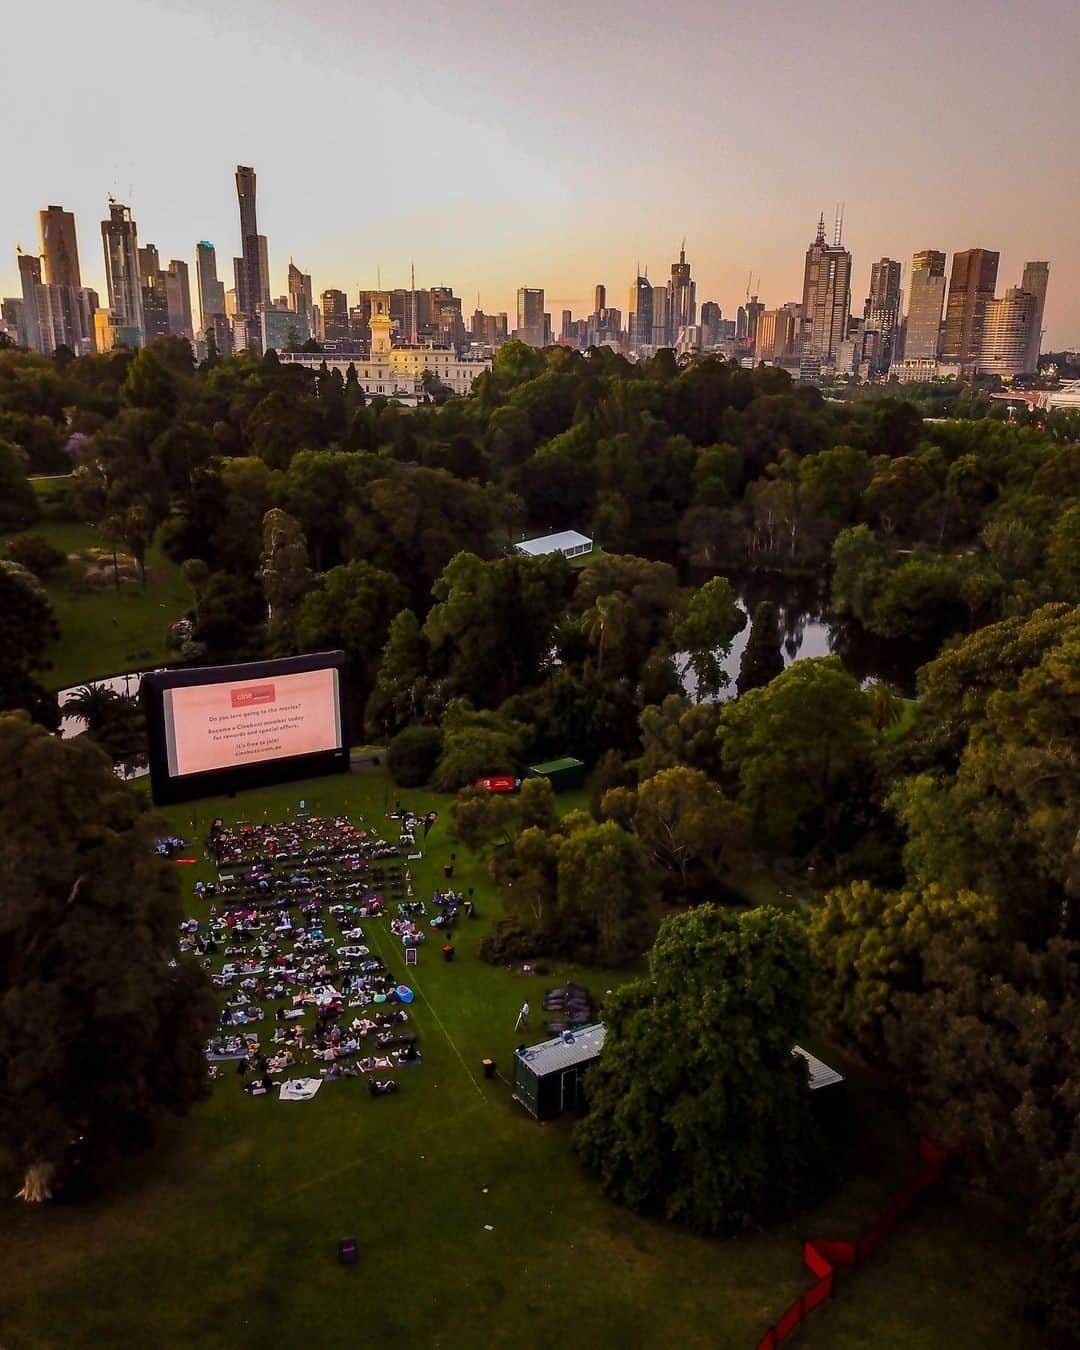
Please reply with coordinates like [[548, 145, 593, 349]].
[[527, 757, 585, 793]]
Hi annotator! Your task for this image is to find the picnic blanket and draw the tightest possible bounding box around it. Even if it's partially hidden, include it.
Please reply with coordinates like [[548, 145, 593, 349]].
[[278, 1078, 322, 1102]]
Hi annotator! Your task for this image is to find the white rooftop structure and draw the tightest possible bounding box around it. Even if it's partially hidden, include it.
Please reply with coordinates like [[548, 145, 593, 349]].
[[1040, 380, 1080, 412], [516, 530, 593, 560], [793, 1044, 845, 1091]]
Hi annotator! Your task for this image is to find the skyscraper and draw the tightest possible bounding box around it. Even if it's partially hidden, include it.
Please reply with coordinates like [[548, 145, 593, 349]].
[[516, 287, 545, 347], [627, 273, 653, 351], [700, 301, 722, 348], [651, 285, 669, 348], [799, 214, 852, 360], [941, 248, 999, 365], [320, 289, 349, 341], [39, 205, 81, 289], [138, 244, 170, 344], [101, 201, 144, 340], [745, 295, 764, 348], [904, 249, 947, 361], [863, 257, 903, 373], [1020, 261, 1049, 374], [165, 260, 194, 339], [755, 307, 798, 364], [594, 284, 606, 315], [234, 165, 270, 317], [17, 251, 42, 351], [196, 242, 226, 330], [978, 287, 1038, 377], [288, 262, 313, 326], [667, 242, 696, 342]]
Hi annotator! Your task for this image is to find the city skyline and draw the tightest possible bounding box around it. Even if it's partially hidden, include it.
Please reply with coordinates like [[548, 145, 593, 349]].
[[3, 0, 1078, 348]]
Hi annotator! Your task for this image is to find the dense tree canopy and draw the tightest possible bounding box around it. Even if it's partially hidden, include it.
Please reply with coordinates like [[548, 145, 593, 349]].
[[0, 714, 213, 1201], [576, 905, 823, 1231]]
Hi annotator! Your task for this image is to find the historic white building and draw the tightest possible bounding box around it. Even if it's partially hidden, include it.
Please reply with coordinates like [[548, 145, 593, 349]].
[[276, 291, 490, 402]]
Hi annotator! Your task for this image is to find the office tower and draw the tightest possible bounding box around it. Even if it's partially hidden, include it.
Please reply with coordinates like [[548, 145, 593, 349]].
[[667, 242, 696, 341], [800, 214, 852, 360], [1021, 261, 1049, 374], [165, 260, 193, 339], [493, 313, 508, 343], [627, 273, 653, 351], [863, 257, 903, 372], [320, 289, 349, 340], [288, 263, 313, 324], [234, 165, 270, 316], [700, 301, 722, 348], [516, 287, 546, 346], [736, 305, 747, 340], [138, 244, 170, 344], [941, 248, 999, 364], [560, 309, 573, 341], [430, 287, 465, 347], [904, 249, 946, 360], [755, 308, 797, 363], [101, 201, 144, 340], [978, 287, 1038, 377], [746, 295, 764, 348], [261, 307, 310, 352], [195, 242, 226, 330], [34, 282, 80, 354], [594, 284, 606, 315], [39, 206, 81, 289], [651, 285, 669, 348]]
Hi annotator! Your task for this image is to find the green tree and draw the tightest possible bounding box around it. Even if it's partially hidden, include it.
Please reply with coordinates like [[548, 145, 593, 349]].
[[120, 347, 176, 414], [0, 714, 214, 1202], [719, 657, 872, 854], [366, 608, 432, 737], [736, 600, 784, 696], [0, 562, 59, 728], [181, 557, 210, 625], [0, 439, 40, 530], [811, 881, 998, 1056], [892, 615, 1079, 941], [629, 766, 748, 893], [62, 682, 121, 734], [295, 561, 404, 721], [673, 576, 746, 701], [432, 703, 528, 794], [554, 820, 653, 964], [258, 507, 313, 642], [386, 725, 444, 788], [575, 905, 822, 1231]]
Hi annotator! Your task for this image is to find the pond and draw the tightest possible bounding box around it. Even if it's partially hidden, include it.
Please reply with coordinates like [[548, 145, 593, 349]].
[[681, 571, 932, 701]]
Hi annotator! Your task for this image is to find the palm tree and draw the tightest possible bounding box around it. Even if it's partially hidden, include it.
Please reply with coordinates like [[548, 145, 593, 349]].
[[62, 683, 120, 734]]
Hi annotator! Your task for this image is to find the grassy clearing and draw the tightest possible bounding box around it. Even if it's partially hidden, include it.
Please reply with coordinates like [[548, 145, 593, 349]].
[[2, 518, 192, 690], [0, 765, 1032, 1349]]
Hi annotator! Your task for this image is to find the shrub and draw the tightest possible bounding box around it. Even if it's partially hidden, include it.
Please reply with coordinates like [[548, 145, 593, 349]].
[[2, 532, 68, 577], [387, 725, 443, 787]]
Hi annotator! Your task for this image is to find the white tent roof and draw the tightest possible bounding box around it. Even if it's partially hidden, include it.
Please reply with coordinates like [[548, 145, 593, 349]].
[[516, 530, 593, 556]]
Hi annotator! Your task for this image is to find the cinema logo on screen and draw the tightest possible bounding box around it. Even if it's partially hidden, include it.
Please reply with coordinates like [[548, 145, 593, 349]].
[[230, 684, 276, 708]]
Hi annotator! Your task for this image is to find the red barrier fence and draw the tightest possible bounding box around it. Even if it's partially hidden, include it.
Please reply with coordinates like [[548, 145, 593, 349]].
[[755, 1139, 947, 1350]]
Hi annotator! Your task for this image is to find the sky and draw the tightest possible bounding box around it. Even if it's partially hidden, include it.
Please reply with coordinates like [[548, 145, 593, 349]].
[[4, 0, 1078, 346]]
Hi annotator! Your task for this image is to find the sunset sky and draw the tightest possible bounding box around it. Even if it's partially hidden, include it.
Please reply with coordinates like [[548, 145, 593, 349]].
[[4, 0, 1077, 346]]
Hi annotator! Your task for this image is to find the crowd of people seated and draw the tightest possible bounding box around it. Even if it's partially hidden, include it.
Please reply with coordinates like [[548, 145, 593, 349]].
[[182, 813, 429, 1100]]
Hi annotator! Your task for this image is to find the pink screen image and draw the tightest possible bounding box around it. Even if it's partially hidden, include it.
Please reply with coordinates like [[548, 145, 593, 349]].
[[163, 667, 342, 777]]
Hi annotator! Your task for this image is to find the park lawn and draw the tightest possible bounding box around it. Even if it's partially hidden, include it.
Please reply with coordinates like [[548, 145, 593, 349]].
[[0, 766, 1032, 1349], [3, 518, 192, 690]]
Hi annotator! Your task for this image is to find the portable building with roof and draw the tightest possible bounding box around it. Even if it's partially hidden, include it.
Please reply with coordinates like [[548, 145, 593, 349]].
[[527, 757, 586, 793], [515, 530, 593, 560], [512, 1023, 606, 1120]]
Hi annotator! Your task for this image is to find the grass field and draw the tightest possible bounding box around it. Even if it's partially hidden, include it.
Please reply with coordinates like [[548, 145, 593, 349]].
[[0, 765, 1035, 1350], [2, 516, 191, 690]]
